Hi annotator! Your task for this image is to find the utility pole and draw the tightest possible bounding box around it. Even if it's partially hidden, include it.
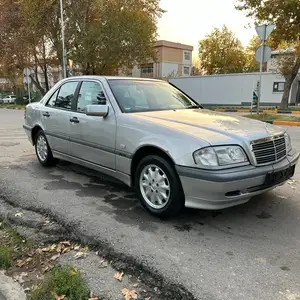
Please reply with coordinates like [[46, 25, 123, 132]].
[[60, 0, 67, 78]]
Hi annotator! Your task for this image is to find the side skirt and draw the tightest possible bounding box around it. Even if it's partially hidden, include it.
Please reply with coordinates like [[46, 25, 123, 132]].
[[52, 150, 132, 187]]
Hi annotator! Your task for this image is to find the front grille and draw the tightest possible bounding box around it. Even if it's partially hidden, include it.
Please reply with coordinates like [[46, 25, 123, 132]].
[[251, 135, 287, 165]]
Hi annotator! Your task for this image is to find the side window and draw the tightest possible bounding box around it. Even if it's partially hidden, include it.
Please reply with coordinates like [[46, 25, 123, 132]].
[[77, 81, 106, 112], [46, 89, 59, 107], [47, 81, 78, 110]]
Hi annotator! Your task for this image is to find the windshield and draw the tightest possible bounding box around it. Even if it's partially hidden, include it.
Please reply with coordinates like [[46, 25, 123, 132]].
[[108, 80, 200, 113]]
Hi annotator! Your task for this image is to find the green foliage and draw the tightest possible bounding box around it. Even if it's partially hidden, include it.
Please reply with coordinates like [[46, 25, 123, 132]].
[[235, 0, 300, 43], [30, 265, 90, 300], [1, 0, 163, 78], [0, 247, 12, 269], [244, 36, 260, 72], [198, 25, 247, 74]]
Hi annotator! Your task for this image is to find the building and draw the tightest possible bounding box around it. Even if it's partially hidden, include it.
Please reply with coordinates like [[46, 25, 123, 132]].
[[131, 40, 193, 78], [169, 72, 300, 106], [267, 48, 295, 73]]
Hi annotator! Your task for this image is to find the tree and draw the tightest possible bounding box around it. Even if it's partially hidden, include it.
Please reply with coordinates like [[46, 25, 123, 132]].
[[0, 0, 163, 93], [67, 0, 163, 75], [244, 36, 260, 72], [236, 0, 300, 108], [198, 25, 247, 74], [18, 0, 164, 75]]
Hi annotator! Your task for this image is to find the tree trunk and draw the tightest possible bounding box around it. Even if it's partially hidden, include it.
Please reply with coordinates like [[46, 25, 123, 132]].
[[280, 77, 293, 109], [29, 74, 46, 96], [280, 52, 300, 109]]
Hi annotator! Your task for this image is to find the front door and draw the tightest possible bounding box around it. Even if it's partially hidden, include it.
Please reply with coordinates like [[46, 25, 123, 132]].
[[68, 80, 117, 170], [40, 81, 80, 155]]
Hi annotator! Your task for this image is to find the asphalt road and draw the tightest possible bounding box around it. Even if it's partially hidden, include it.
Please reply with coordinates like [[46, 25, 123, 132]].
[[1, 109, 300, 300]]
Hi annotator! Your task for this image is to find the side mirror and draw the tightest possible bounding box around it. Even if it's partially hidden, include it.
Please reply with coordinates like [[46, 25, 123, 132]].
[[85, 105, 109, 117]]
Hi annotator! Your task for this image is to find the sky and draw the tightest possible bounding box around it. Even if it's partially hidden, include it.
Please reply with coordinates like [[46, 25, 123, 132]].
[[157, 0, 256, 60]]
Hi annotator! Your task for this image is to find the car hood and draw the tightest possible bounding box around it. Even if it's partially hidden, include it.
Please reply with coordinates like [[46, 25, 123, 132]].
[[131, 109, 285, 145]]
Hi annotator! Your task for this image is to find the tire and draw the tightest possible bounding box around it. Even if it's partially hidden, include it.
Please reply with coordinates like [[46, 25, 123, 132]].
[[135, 155, 185, 217], [34, 130, 58, 167]]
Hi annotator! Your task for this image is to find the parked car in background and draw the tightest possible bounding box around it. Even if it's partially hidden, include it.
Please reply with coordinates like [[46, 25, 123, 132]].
[[23, 76, 299, 217], [2, 95, 17, 104]]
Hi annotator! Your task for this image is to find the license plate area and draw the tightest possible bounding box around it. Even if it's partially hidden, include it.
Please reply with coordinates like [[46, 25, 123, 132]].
[[264, 165, 295, 186]]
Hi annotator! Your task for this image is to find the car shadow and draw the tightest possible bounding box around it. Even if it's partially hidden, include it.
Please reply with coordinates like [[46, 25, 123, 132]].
[[31, 160, 299, 236]]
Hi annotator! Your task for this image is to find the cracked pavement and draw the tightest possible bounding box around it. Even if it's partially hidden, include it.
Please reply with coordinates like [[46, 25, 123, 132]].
[[1, 109, 300, 300]]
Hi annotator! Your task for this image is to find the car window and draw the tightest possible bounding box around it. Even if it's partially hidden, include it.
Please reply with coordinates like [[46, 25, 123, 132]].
[[77, 81, 106, 113], [47, 81, 78, 110], [46, 90, 59, 107], [108, 80, 199, 113]]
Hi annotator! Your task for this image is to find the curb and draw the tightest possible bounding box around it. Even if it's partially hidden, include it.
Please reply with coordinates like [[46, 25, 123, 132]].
[[272, 120, 300, 126], [259, 120, 300, 126], [0, 271, 26, 300]]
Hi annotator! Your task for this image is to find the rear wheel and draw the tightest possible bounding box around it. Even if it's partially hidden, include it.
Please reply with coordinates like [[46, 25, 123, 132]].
[[135, 155, 184, 217], [35, 130, 57, 167]]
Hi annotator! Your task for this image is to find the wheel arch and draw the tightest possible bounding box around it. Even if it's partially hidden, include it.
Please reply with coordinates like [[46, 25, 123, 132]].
[[31, 125, 43, 145], [130, 145, 175, 186]]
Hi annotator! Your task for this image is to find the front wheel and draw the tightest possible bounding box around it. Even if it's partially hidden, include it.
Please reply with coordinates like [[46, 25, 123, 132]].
[[135, 155, 184, 217], [35, 130, 57, 167]]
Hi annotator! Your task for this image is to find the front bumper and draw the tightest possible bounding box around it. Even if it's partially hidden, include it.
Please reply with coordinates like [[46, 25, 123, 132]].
[[176, 149, 300, 210]]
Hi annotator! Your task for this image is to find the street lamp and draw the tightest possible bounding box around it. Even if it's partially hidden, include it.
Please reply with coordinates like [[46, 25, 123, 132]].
[[59, 0, 67, 78]]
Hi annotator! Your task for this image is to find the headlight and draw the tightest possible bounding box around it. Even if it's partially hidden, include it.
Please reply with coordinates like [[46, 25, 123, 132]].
[[193, 146, 248, 168], [284, 132, 292, 152]]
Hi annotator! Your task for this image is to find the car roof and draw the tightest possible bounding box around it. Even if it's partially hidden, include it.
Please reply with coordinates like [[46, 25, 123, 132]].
[[62, 75, 163, 82]]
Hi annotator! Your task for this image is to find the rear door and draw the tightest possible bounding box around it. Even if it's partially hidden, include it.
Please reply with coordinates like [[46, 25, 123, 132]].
[[68, 80, 117, 170], [40, 80, 80, 155]]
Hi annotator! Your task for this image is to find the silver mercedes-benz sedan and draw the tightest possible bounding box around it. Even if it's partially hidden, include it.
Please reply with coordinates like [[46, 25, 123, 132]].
[[23, 76, 299, 216]]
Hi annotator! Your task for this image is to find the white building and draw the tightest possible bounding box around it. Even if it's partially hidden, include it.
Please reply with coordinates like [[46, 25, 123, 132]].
[[169, 72, 300, 106]]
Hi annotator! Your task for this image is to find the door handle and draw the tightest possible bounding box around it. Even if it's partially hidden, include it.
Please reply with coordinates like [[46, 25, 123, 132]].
[[43, 112, 50, 117], [70, 117, 80, 123]]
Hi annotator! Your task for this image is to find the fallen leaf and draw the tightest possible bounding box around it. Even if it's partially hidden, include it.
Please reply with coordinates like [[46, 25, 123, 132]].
[[62, 247, 71, 254], [56, 243, 62, 253], [50, 244, 57, 252], [277, 195, 287, 199], [121, 288, 137, 300], [61, 241, 71, 246], [25, 257, 33, 263], [288, 180, 296, 185], [74, 245, 80, 251], [55, 295, 65, 300], [88, 298, 99, 300], [114, 271, 124, 281], [74, 252, 87, 259], [14, 212, 23, 217], [50, 253, 61, 261], [16, 260, 26, 268]]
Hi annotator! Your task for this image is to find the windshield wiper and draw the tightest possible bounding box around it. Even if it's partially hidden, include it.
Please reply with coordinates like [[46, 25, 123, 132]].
[[187, 105, 201, 109]]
